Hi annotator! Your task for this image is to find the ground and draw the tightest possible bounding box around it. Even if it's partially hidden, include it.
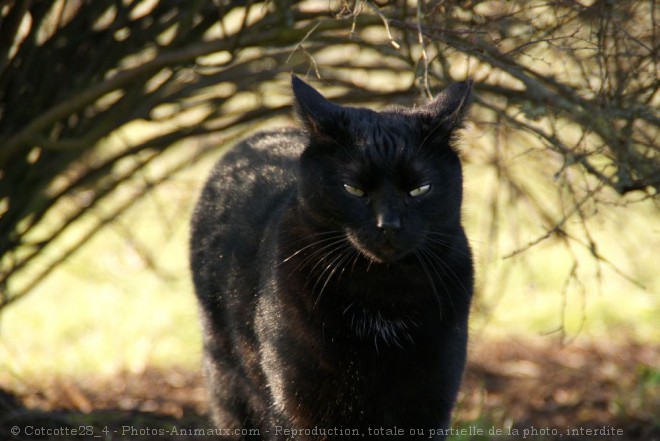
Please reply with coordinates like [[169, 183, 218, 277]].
[[1, 338, 658, 440]]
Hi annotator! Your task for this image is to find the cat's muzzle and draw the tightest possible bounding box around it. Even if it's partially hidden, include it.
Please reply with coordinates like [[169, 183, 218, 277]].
[[347, 230, 412, 264]]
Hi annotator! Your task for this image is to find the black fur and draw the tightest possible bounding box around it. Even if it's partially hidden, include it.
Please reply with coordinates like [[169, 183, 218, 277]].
[[190, 75, 474, 440]]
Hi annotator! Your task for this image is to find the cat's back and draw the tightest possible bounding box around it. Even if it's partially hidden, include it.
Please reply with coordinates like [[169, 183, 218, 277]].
[[190, 128, 305, 297], [194, 128, 303, 211]]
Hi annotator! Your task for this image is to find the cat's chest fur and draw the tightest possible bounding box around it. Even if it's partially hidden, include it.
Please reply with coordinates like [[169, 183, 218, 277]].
[[254, 264, 450, 431]]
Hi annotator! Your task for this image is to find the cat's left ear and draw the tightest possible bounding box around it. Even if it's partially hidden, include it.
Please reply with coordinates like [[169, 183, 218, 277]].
[[291, 74, 342, 137], [418, 80, 473, 145]]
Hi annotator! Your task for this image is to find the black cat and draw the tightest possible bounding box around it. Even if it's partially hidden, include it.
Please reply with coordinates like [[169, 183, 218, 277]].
[[190, 75, 474, 440]]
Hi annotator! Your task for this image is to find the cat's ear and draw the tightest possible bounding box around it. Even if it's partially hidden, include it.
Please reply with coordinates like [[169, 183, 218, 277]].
[[418, 80, 473, 146], [291, 74, 341, 137]]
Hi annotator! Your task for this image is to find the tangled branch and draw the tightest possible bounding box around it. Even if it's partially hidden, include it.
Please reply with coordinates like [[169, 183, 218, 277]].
[[0, 0, 657, 311]]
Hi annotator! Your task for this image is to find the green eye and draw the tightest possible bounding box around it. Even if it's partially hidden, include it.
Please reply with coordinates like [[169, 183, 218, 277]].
[[343, 184, 365, 197], [409, 184, 431, 197]]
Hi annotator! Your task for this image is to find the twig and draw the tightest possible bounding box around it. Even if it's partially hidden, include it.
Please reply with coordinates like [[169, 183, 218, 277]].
[[286, 20, 324, 64], [415, 2, 432, 98], [364, 0, 400, 49]]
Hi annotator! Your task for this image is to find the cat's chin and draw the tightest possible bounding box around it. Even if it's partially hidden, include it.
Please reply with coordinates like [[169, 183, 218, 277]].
[[370, 249, 411, 264], [346, 231, 411, 264]]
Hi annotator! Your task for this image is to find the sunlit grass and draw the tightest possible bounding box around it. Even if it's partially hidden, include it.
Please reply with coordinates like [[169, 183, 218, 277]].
[[0, 154, 213, 383]]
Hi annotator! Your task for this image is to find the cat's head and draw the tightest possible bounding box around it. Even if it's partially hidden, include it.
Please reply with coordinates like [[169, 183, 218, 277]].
[[292, 75, 471, 263]]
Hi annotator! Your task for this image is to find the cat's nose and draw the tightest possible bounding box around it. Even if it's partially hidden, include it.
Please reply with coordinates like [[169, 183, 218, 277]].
[[376, 214, 401, 234]]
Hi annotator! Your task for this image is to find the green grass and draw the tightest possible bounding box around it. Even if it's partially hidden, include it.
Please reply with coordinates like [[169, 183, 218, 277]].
[[446, 417, 498, 440], [0, 138, 658, 384], [0, 158, 212, 381]]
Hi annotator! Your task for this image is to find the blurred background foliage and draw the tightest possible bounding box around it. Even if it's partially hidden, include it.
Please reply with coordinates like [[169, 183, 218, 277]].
[[0, 0, 658, 377]]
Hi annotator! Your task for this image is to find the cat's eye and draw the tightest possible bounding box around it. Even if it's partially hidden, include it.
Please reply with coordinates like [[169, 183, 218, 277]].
[[409, 184, 431, 197], [343, 184, 365, 197]]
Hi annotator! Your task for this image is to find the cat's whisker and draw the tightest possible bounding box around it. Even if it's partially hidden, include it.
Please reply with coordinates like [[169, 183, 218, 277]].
[[281, 232, 346, 264], [285, 230, 346, 250], [424, 230, 457, 239], [419, 244, 458, 319], [413, 249, 444, 320], [336, 248, 360, 283], [421, 247, 452, 319], [424, 237, 450, 247], [342, 301, 356, 316], [334, 245, 356, 271], [424, 235, 474, 260], [426, 230, 487, 247], [422, 243, 471, 299], [350, 251, 361, 274], [291, 236, 350, 274], [313, 241, 353, 307], [303, 237, 346, 266]]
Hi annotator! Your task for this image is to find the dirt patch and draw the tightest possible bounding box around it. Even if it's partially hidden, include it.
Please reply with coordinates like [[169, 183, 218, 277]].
[[0, 368, 208, 440], [459, 338, 659, 440], [1, 338, 658, 440]]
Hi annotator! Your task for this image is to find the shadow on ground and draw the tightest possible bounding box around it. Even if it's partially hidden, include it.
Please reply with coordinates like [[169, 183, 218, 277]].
[[1, 339, 658, 440]]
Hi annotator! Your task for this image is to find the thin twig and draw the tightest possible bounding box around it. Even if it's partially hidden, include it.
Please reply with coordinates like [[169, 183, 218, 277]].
[[364, 0, 400, 49], [286, 20, 324, 64], [416, 1, 431, 98]]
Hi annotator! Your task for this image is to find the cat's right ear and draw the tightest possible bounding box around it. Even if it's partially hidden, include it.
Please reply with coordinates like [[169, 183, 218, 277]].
[[291, 75, 341, 137], [417, 80, 473, 147]]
